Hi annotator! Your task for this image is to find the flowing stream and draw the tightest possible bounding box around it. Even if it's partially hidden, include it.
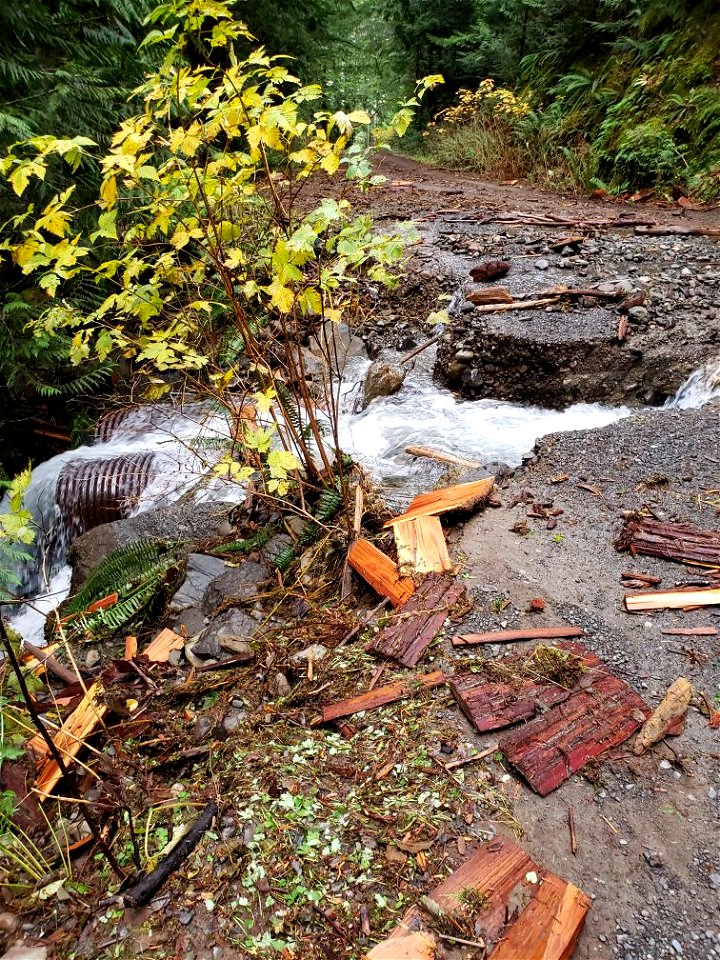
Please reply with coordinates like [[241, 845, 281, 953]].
[[5, 352, 720, 644]]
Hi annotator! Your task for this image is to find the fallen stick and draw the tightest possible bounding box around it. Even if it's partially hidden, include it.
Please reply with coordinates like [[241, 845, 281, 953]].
[[452, 626, 585, 647], [21, 641, 78, 686], [400, 336, 440, 365], [635, 224, 720, 238], [320, 671, 446, 723], [472, 296, 560, 314], [405, 445, 483, 469], [338, 597, 390, 648], [621, 570, 662, 586], [660, 626, 718, 637], [444, 742, 499, 770], [123, 800, 219, 907], [624, 587, 720, 612], [568, 807, 578, 856]]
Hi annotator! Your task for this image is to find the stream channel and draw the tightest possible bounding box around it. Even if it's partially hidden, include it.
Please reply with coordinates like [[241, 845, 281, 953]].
[[7, 347, 720, 645]]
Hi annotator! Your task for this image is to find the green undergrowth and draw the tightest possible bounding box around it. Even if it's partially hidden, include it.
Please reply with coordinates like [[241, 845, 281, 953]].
[[420, 1, 720, 200]]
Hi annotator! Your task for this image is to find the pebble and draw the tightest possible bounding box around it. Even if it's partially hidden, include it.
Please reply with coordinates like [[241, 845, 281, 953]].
[[536, 259, 550, 270], [671, 939, 683, 954]]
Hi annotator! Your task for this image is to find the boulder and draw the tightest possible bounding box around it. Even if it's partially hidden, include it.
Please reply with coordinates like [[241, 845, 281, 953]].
[[191, 608, 258, 660], [362, 360, 406, 407], [170, 554, 227, 612], [201, 560, 270, 615], [309, 321, 368, 374]]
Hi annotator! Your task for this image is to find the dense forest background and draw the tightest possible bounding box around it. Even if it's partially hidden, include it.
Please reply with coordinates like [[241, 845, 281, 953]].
[[0, 0, 718, 479]]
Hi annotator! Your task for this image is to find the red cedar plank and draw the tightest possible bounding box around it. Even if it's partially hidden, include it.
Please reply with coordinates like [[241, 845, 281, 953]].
[[431, 835, 540, 944], [384, 477, 495, 526], [453, 626, 585, 647], [348, 539, 415, 607], [367, 574, 467, 667], [451, 642, 601, 733], [369, 835, 591, 960], [321, 671, 445, 723], [501, 673, 650, 795], [660, 626, 718, 637], [492, 873, 591, 960]]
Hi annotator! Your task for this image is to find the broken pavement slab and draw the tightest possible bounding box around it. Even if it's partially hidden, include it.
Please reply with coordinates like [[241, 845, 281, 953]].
[[366, 834, 590, 959]]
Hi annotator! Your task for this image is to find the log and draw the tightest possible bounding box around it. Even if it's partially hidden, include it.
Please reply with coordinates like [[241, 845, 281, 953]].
[[385, 477, 494, 526], [393, 516, 452, 575], [625, 587, 720, 612], [500, 673, 649, 795], [405, 445, 483, 469], [453, 625, 584, 647], [348, 540, 415, 608], [321, 671, 446, 723], [633, 677, 692, 755], [367, 574, 467, 668], [617, 518, 720, 568]]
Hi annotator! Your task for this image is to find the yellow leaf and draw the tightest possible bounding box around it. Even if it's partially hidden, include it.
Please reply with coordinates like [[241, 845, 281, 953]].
[[99, 176, 118, 210], [267, 281, 295, 314]]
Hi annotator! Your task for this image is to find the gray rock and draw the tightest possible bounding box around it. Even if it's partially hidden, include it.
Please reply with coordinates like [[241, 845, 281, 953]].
[[628, 305, 649, 321], [193, 716, 214, 742], [170, 554, 228, 612], [201, 561, 269, 615], [289, 643, 329, 666], [222, 708, 245, 734], [169, 605, 207, 637], [309, 321, 367, 374], [273, 672, 292, 698], [536, 259, 550, 270], [362, 360, 406, 407], [192, 608, 259, 659], [69, 501, 235, 590]]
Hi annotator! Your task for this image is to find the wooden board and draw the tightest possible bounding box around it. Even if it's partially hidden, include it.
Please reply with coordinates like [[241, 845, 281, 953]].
[[500, 673, 649, 795], [32, 682, 108, 797], [143, 628, 185, 663], [625, 587, 720, 611], [321, 671, 445, 723], [617, 518, 720, 568], [492, 873, 591, 960], [31, 628, 185, 798], [453, 626, 585, 647], [367, 835, 590, 959], [367, 574, 467, 668], [393, 516, 452, 575], [348, 539, 415, 608], [384, 477, 494, 527], [451, 643, 601, 733]]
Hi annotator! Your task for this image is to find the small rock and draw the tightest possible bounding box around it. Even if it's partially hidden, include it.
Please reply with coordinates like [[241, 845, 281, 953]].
[[643, 849, 664, 868], [193, 716, 214, 743], [192, 608, 258, 660], [273, 672, 292, 698], [179, 909, 195, 925], [680, 267, 692, 278], [222, 709, 245, 734], [628, 305, 649, 321], [289, 644, 329, 666], [671, 939, 683, 954], [170, 554, 227, 612], [536, 259, 550, 270]]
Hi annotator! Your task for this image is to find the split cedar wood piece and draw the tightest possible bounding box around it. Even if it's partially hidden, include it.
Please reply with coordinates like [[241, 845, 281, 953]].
[[500, 672, 649, 795], [367, 573, 467, 668], [451, 641, 601, 733], [384, 477, 494, 527], [366, 834, 590, 960], [348, 539, 415, 608], [453, 625, 585, 647], [625, 587, 720, 611], [30, 629, 185, 798], [617, 518, 720, 568], [393, 515, 452, 575], [321, 671, 445, 723], [466, 286, 514, 305], [633, 677, 692, 756]]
